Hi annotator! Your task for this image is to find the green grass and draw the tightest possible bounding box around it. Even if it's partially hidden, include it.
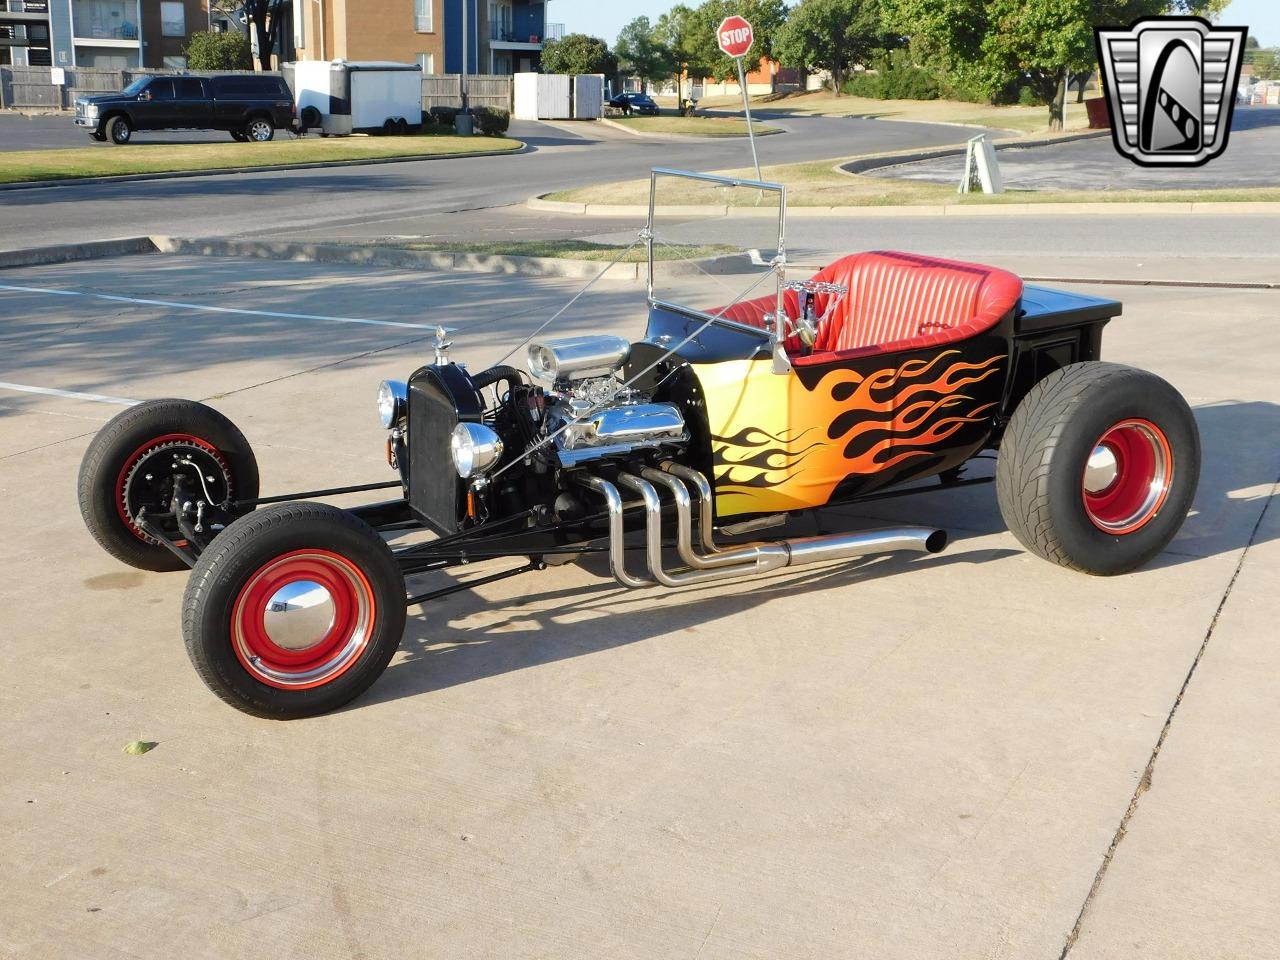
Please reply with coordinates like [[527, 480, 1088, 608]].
[[393, 239, 738, 263], [608, 115, 782, 137], [547, 156, 1280, 208], [664, 91, 1098, 137], [0, 133, 523, 184]]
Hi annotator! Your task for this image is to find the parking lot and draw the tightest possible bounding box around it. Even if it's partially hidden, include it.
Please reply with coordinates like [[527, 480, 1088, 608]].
[[1, 247, 1276, 959]]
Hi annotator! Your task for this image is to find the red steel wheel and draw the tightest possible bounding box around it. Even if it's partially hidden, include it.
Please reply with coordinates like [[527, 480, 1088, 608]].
[[114, 433, 232, 543], [183, 502, 406, 719], [1081, 419, 1174, 535], [232, 549, 376, 690]]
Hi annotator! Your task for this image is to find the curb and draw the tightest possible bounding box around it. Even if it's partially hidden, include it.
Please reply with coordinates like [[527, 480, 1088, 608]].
[[148, 237, 750, 280], [838, 130, 1110, 176], [0, 236, 156, 269], [0, 140, 528, 192], [597, 116, 784, 140], [525, 195, 1280, 218]]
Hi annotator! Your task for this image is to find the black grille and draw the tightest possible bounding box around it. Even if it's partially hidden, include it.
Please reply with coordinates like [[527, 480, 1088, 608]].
[[406, 365, 481, 534]]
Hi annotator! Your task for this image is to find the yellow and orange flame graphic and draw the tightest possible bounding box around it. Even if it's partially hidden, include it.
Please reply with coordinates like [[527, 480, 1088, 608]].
[[696, 350, 1006, 516]]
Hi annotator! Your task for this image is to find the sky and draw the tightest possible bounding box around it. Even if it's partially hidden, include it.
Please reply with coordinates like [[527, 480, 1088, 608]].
[[546, 0, 1280, 47]]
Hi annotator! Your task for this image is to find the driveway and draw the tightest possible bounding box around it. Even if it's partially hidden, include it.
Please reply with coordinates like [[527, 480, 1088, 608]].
[[871, 106, 1280, 190], [0, 246, 1276, 959]]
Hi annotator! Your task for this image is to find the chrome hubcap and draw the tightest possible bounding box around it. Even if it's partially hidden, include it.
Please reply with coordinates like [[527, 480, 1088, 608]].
[[263, 580, 336, 651], [1083, 444, 1120, 494]]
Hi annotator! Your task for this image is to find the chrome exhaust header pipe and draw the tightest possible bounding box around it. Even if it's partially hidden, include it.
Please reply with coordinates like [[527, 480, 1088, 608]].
[[576, 466, 947, 590]]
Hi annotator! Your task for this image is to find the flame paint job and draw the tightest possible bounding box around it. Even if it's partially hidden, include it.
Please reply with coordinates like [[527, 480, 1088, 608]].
[[694, 347, 1008, 516]]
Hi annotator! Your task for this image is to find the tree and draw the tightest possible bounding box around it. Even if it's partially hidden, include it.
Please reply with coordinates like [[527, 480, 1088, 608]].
[[885, 0, 1228, 130], [615, 17, 676, 89], [681, 0, 790, 79], [541, 33, 618, 77], [239, 0, 289, 70], [775, 0, 896, 95], [185, 30, 253, 71]]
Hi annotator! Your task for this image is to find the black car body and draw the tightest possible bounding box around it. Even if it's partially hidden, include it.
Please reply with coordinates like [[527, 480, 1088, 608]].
[[74, 74, 295, 145], [608, 92, 659, 116]]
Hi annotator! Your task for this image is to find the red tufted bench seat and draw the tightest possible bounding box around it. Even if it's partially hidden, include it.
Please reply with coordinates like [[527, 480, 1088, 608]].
[[711, 251, 1024, 364]]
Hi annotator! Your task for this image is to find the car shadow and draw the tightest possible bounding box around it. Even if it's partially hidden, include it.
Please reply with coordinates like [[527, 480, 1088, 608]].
[[356, 509, 1020, 710]]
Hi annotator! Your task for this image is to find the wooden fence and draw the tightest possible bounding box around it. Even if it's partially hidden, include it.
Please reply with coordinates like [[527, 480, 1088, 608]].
[[3, 66, 513, 113], [421, 74, 512, 111]]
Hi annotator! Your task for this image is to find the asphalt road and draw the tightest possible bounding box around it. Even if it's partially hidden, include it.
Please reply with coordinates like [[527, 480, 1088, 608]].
[[874, 106, 1280, 191], [0, 112, 1004, 251], [0, 112, 234, 151]]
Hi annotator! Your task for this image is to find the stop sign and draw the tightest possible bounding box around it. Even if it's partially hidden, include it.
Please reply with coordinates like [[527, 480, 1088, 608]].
[[717, 15, 754, 59]]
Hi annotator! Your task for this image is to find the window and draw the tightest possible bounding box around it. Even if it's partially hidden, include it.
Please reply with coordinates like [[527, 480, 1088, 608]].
[[148, 78, 176, 100], [166, 56, 190, 71], [161, 1, 185, 37], [414, 0, 432, 32], [177, 77, 204, 98], [416, 52, 434, 74]]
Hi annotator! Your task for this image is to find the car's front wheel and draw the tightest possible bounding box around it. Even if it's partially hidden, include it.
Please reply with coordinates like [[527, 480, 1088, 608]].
[[105, 115, 132, 145], [78, 399, 259, 572], [243, 116, 275, 142], [183, 503, 406, 719], [996, 362, 1200, 575]]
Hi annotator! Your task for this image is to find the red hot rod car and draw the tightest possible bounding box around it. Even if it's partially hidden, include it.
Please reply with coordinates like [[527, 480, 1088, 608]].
[[78, 169, 1200, 718]]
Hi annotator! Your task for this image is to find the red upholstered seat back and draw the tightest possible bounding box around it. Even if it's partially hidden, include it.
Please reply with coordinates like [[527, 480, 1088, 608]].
[[707, 251, 1022, 362]]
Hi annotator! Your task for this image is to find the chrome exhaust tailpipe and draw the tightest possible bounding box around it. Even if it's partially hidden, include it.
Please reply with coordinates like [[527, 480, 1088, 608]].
[[576, 466, 946, 589]]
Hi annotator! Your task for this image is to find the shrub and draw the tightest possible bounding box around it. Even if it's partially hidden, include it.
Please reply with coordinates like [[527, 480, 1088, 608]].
[[1017, 85, 1038, 106], [844, 51, 939, 101], [185, 31, 252, 71], [428, 106, 460, 127], [472, 106, 510, 136]]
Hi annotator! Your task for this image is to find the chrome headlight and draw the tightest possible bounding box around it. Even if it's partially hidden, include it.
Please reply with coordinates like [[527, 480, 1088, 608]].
[[376, 379, 407, 428], [85, 103, 100, 118], [450, 422, 504, 478]]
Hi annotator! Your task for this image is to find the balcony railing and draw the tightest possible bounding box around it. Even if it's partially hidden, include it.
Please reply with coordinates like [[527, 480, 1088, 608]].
[[489, 21, 562, 44]]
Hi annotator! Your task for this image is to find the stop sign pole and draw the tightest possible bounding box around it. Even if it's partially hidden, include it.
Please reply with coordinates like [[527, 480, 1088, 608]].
[[717, 15, 762, 183]]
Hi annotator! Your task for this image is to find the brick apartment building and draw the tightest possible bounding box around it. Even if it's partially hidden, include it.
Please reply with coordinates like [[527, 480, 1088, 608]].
[[292, 0, 562, 76], [1, 0, 209, 69]]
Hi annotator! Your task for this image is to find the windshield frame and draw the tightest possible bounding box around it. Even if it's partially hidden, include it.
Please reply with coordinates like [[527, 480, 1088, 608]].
[[645, 167, 788, 339]]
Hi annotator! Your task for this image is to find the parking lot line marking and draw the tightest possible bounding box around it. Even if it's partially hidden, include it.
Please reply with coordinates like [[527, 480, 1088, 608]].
[[0, 283, 437, 331], [0, 381, 138, 406]]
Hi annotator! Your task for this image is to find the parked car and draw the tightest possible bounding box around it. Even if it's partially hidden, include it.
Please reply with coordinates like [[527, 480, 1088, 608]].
[[608, 92, 660, 116], [74, 74, 296, 145], [77, 168, 1200, 719]]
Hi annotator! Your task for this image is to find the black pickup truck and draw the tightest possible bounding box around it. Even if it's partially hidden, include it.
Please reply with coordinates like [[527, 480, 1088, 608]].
[[74, 74, 295, 145]]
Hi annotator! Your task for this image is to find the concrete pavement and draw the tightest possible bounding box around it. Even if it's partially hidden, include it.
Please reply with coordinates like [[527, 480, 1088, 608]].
[[0, 250, 1275, 959]]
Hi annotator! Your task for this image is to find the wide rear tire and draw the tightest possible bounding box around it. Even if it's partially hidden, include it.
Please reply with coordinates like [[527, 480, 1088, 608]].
[[182, 503, 406, 719], [996, 362, 1199, 575], [78, 399, 259, 572]]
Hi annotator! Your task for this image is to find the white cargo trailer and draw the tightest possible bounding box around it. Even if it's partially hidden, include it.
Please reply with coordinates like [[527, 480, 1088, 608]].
[[287, 60, 422, 136]]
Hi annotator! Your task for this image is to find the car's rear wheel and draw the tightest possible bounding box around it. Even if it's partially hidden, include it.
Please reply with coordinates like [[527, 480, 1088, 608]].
[[244, 116, 274, 142], [78, 399, 259, 572], [996, 361, 1200, 575], [183, 503, 406, 719], [106, 115, 131, 145]]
